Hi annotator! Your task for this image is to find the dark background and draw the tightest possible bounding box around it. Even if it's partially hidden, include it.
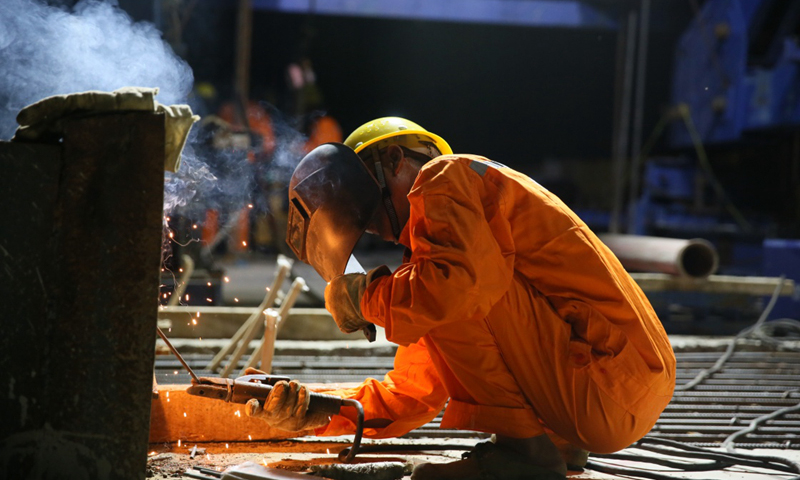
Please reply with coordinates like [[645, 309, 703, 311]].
[[117, 0, 694, 177]]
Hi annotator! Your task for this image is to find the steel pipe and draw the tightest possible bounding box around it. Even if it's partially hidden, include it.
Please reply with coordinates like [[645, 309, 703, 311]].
[[599, 234, 719, 278]]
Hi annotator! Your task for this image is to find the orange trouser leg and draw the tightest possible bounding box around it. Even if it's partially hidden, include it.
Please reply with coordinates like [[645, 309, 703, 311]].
[[484, 277, 663, 453], [424, 312, 546, 438], [426, 276, 664, 453]]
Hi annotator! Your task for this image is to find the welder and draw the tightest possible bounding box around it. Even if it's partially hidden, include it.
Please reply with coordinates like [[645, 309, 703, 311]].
[[246, 117, 676, 480]]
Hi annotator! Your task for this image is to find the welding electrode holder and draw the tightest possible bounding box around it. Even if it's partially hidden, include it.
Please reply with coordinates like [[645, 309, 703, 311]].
[[185, 374, 365, 463]]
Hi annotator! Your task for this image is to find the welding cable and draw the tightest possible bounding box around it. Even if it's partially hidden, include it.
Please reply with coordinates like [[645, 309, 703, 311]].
[[751, 317, 800, 346], [587, 440, 800, 480], [722, 402, 800, 453], [586, 458, 800, 480], [636, 437, 800, 474], [586, 425, 800, 479], [586, 459, 800, 480], [584, 460, 717, 480], [590, 452, 732, 471], [676, 275, 786, 391]]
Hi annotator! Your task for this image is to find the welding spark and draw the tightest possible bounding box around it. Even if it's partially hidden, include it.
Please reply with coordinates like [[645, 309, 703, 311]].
[[196, 312, 201, 317], [183, 412, 187, 417], [149, 451, 156, 456], [166, 392, 169, 398], [261, 459, 267, 466], [234, 410, 241, 417], [234, 298, 239, 303], [248, 435, 252, 440], [168, 231, 174, 239], [206, 298, 212, 303], [242, 241, 247, 247], [224, 276, 230, 283], [185, 294, 190, 301], [174, 371, 178, 375], [225, 443, 229, 449], [326, 448, 330, 454], [206, 453, 211, 461], [178, 439, 181, 447], [178, 268, 183, 273], [193, 224, 198, 229], [248, 204, 253, 209], [192, 319, 197, 325]]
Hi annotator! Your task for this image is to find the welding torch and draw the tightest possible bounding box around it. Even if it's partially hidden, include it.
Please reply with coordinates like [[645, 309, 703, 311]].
[[156, 327, 365, 463]]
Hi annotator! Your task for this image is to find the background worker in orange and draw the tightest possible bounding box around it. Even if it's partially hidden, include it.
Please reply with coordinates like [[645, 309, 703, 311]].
[[246, 118, 676, 480]]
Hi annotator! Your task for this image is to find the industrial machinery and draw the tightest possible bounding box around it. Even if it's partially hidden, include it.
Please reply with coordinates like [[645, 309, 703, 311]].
[[671, 0, 800, 148], [622, 0, 800, 324]]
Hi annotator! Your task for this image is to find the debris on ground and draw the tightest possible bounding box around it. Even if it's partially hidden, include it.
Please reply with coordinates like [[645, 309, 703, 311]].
[[309, 461, 408, 480]]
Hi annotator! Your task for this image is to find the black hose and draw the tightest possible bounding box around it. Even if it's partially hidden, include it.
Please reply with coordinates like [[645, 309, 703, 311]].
[[676, 276, 785, 391], [635, 437, 800, 474], [722, 402, 800, 454], [591, 452, 732, 471]]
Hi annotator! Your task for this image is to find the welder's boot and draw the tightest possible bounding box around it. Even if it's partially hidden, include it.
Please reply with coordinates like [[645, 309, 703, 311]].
[[410, 441, 566, 480], [545, 433, 589, 471], [491, 433, 589, 472]]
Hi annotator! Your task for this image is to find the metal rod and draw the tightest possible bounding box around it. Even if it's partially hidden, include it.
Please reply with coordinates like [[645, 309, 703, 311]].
[[626, 0, 651, 234], [241, 277, 307, 374], [609, 9, 638, 233], [259, 309, 279, 374], [208, 256, 291, 373], [167, 254, 195, 307], [599, 234, 719, 278], [156, 326, 201, 384]]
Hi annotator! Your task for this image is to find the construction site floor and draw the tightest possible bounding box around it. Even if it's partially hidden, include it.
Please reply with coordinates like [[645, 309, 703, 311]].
[[150, 335, 800, 479], [146, 439, 800, 479], [150, 254, 800, 479]]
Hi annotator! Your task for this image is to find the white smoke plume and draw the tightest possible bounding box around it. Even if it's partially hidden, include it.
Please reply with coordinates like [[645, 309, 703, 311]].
[[0, 0, 194, 139], [0, 0, 312, 240]]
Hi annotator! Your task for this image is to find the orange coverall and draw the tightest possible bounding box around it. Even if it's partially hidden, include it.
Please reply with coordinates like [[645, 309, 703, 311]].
[[317, 155, 676, 453]]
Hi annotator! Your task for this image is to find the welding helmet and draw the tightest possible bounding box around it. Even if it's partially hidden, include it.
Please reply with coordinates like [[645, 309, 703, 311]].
[[344, 117, 452, 159], [286, 143, 382, 282]]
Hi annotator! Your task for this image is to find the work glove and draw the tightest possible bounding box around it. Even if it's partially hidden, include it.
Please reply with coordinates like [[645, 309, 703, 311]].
[[243, 368, 331, 432], [324, 265, 391, 336], [12, 87, 198, 172]]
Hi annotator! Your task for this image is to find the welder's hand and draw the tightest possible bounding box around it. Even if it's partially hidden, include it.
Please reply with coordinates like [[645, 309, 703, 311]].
[[245, 380, 331, 432], [324, 265, 390, 336]]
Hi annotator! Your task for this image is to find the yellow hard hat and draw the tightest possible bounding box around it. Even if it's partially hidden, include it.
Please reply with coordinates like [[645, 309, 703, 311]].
[[344, 116, 452, 158]]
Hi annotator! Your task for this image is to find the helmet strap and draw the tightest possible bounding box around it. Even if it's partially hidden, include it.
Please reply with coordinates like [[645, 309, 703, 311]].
[[371, 151, 403, 241]]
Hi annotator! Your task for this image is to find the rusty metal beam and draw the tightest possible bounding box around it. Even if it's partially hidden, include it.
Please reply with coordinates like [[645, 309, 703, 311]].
[[0, 112, 166, 479]]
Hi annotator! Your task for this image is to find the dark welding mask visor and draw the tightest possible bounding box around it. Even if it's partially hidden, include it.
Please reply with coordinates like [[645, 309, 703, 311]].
[[286, 143, 381, 282]]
